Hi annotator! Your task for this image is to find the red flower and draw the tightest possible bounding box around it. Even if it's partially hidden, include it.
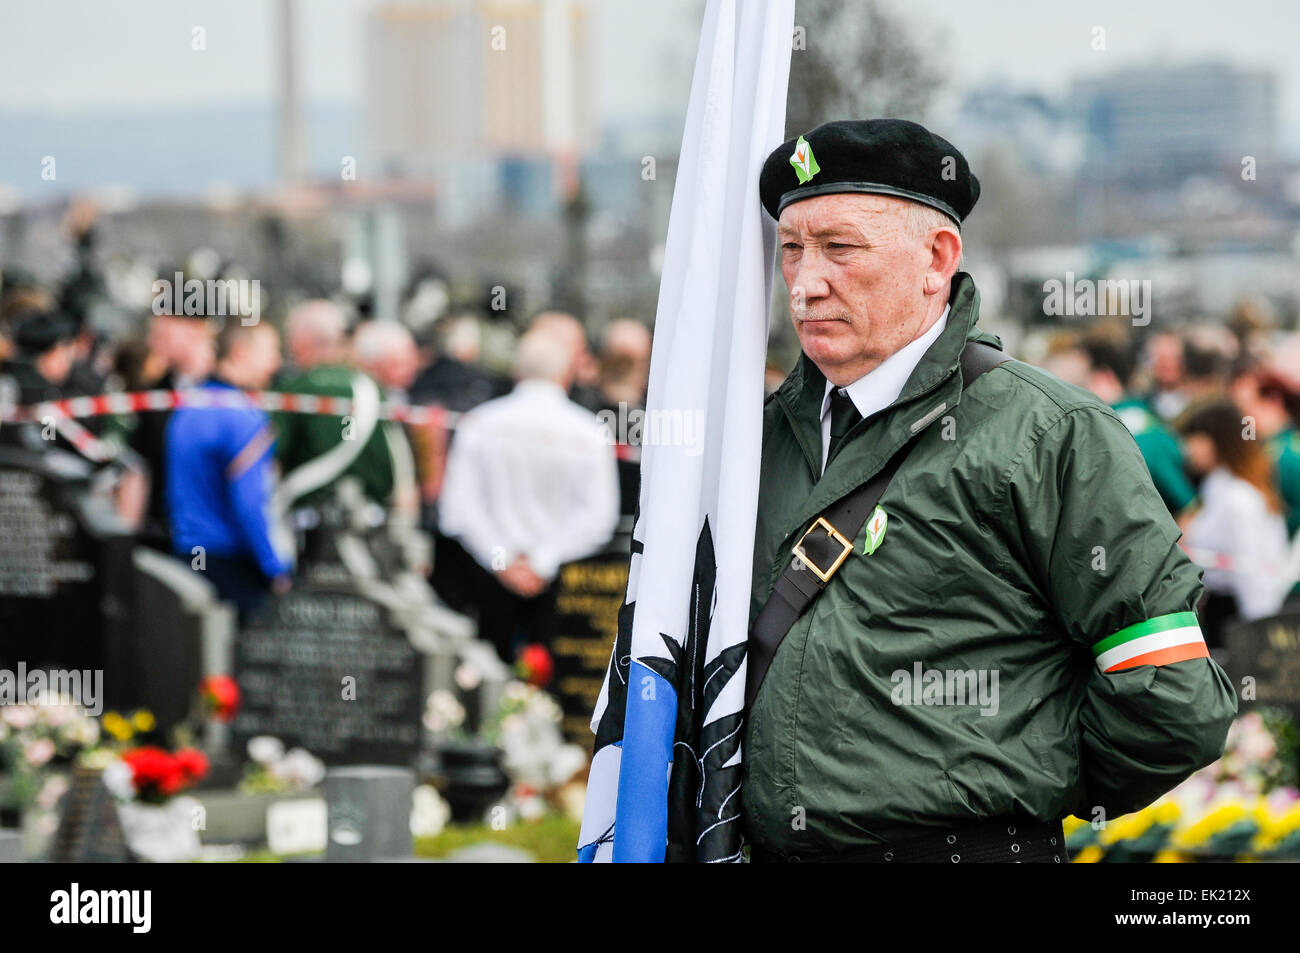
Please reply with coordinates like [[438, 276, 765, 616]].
[[121, 746, 207, 801], [122, 747, 185, 800], [199, 675, 241, 723], [174, 747, 210, 783], [516, 644, 554, 687]]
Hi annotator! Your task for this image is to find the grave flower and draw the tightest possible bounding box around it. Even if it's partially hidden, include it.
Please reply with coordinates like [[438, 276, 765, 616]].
[[515, 644, 554, 688], [199, 675, 241, 723]]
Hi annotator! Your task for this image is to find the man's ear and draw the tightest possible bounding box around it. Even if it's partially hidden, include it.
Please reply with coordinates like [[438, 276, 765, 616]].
[[923, 227, 963, 295]]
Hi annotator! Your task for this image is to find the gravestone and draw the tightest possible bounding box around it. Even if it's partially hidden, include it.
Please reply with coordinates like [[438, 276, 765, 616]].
[[48, 765, 130, 863], [550, 529, 632, 750], [0, 446, 132, 704], [1224, 612, 1300, 721], [127, 548, 236, 739], [324, 765, 414, 862], [231, 576, 425, 766]]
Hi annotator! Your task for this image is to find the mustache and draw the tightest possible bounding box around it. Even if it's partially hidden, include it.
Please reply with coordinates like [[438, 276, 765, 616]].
[[793, 309, 850, 323]]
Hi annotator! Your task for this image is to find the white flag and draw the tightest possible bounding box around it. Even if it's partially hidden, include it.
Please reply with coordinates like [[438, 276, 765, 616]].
[[578, 0, 794, 863]]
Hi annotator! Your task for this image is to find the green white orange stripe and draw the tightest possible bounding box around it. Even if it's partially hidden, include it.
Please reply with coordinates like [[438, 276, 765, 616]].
[[1092, 612, 1208, 673]]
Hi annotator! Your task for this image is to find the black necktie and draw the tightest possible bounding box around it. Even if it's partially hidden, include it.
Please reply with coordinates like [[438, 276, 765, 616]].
[[825, 387, 862, 467]]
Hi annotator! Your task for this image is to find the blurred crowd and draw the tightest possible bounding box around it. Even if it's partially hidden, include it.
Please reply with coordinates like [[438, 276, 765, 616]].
[[4, 209, 1299, 661], [0, 215, 652, 666], [1039, 309, 1300, 647]]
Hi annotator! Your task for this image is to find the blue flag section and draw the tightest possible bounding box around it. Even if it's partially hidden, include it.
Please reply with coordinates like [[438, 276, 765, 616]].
[[577, 0, 795, 863]]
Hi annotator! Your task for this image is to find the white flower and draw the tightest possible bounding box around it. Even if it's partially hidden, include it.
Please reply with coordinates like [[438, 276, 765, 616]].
[[23, 737, 55, 766], [271, 748, 326, 790], [102, 760, 135, 801], [546, 744, 589, 786], [247, 735, 285, 765], [516, 792, 546, 821], [410, 784, 451, 838], [1, 706, 37, 729], [454, 663, 482, 691], [528, 692, 562, 723], [40, 704, 73, 728], [423, 691, 465, 734], [502, 681, 531, 704], [61, 714, 99, 747]]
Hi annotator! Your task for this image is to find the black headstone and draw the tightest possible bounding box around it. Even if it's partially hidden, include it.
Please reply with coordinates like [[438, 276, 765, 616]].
[[551, 531, 631, 751], [1225, 612, 1300, 721], [124, 550, 211, 735], [231, 580, 424, 766], [0, 447, 132, 698]]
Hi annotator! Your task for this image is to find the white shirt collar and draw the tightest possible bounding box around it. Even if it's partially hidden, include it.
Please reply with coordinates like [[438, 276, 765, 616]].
[[820, 304, 950, 424], [514, 379, 569, 400]]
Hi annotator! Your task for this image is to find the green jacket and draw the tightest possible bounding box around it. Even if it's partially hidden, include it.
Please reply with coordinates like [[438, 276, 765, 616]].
[[1266, 426, 1300, 539], [273, 363, 395, 506], [1111, 397, 1197, 517], [742, 273, 1236, 860]]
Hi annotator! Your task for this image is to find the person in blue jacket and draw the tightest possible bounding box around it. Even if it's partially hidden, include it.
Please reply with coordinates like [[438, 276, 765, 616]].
[[166, 319, 292, 618]]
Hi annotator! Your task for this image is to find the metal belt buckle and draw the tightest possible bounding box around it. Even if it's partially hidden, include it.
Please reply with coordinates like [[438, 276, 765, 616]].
[[791, 516, 854, 583]]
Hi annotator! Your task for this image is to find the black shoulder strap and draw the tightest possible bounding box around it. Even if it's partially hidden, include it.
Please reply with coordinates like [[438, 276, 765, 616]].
[[744, 341, 1009, 713]]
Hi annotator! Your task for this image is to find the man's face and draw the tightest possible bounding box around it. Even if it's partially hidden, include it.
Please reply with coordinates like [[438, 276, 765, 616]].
[[40, 341, 77, 385], [778, 193, 938, 385], [238, 327, 281, 389]]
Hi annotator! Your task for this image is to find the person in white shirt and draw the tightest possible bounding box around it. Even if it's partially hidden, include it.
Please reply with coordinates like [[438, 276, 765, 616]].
[[438, 327, 620, 660], [1178, 398, 1291, 640]]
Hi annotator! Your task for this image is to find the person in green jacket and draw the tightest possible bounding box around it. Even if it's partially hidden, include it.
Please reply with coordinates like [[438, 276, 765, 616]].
[[1074, 338, 1199, 521], [743, 119, 1236, 862], [274, 300, 396, 508]]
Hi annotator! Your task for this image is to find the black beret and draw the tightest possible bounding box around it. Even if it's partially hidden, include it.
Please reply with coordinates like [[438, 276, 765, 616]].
[[760, 118, 980, 226], [13, 309, 77, 356]]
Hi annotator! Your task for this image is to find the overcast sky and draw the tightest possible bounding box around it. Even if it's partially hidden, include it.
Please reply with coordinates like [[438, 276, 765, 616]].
[[0, 0, 1295, 144]]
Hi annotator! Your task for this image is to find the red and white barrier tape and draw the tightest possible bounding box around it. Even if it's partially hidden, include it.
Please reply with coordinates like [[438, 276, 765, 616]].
[[0, 388, 462, 428], [0, 388, 460, 464]]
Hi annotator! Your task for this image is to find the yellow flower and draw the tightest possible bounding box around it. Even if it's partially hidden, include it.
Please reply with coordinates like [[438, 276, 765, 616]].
[[1099, 806, 1157, 845], [131, 710, 156, 733], [1062, 815, 1087, 836], [1252, 802, 1300, 852], [1072, 846, 1104, 863], [1171, 804, 1246, 849], [101, 711, 133, 742], [1153, 849, 1187, 863]]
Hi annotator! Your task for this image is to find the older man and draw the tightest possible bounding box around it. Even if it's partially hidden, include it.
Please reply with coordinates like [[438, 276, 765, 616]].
[[274, 302, 404, 511], [742, 119, 1236, 863]]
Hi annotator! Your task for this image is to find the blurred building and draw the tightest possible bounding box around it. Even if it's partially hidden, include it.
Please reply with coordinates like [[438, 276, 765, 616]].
[[947, 84, 1085, 181], [364, 0, 594, 224], [1072, 63, 1277, 188]]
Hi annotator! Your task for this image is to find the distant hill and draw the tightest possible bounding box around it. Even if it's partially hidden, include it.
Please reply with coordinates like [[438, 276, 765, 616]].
[[0, 104, 358, 202]]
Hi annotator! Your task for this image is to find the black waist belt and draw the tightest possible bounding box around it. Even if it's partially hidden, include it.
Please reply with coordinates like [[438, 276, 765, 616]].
[[749, 818, 1068, 864]]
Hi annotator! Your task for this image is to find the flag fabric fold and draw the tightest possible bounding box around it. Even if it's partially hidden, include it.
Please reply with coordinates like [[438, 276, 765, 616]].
[[578, 0, 794, 863]]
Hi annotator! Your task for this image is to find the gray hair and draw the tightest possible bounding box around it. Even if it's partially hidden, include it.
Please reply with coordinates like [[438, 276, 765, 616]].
[[286, 299, 347, 348], [903, 202, 964, 269], [353, 320, 415, 365]]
